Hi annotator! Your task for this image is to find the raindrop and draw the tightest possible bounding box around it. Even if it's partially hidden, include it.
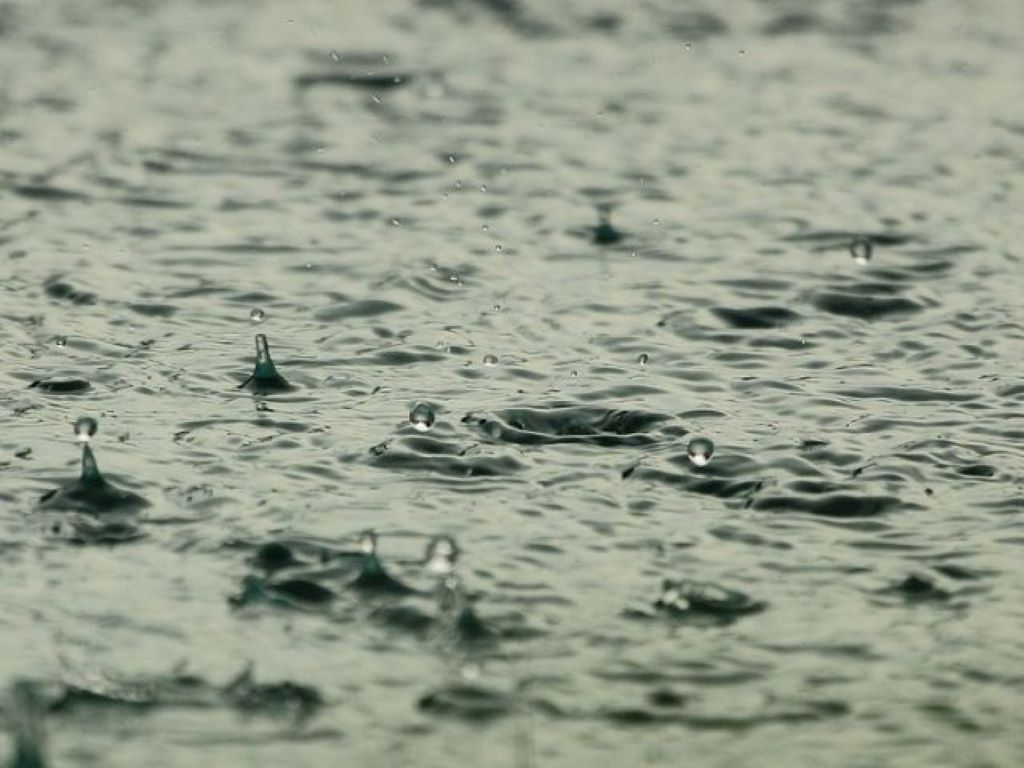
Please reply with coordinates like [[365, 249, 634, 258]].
[[482, 354, 498, 367], [330, 51, 339, 62], [409, 402, 436, 432], [687, 437, 714, 467], [390, 218, 401, 226], [850, 237, 873, 265], [448, 155, 456, 164], [479, 184, 487, 193], [494, 243, 503, 252], [255, 401, 271, 413], [637, 353, 649, 367], [73, 416, 97, 443], [359, 530, 378, 556], [249, 308, 265, 324], [425, 535, 459, 575], [54, 336, 67, 348]]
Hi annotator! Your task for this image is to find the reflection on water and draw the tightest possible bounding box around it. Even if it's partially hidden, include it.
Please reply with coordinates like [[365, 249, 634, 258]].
[[2, 0, 1023, 765]]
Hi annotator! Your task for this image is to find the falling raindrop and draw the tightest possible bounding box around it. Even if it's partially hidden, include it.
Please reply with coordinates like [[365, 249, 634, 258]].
[[850, 237, 873, 265], [425, 535, 460, 576], [409, 403, 436, 432], [73, 416, 97, 443], [359, 530, 378, 556], [687, 437, 715, 467], [249, 308, 265, 324]]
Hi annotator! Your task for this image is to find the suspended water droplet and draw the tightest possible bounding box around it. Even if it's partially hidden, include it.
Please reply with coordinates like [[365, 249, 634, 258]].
[[686, 437, 715, 467], [73, 416, 97, 443], [359, 530, 378, 556], [425, 534, 459, 575], [409, 402, 436, 432], [637, 352, 649, 367], [482, 354, 498, 367], [249, 308, 265, 324], [54, 335, 67, 348], [850, 237, 873, 265]]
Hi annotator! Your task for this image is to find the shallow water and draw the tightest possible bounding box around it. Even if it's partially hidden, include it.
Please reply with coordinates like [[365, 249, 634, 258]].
[[2, 0, 1023, 765]]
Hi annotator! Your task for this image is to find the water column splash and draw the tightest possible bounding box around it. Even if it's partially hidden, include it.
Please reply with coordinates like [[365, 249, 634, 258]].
[[425, 535, 494, 644], [4, 681, 49, 768], [38, 417, 149, 513], [349, 530, 416, 595], [239, 334, 293, 393]]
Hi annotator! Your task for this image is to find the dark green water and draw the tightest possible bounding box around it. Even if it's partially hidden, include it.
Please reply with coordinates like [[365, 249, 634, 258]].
[[2, 0, 1023, 765]]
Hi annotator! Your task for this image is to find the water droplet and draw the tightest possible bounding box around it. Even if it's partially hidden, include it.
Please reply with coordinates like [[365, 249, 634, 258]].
[[570, 369, 579, 377], [359, 530, 378, 556], [54, 336, 67, 348], [255, 401, 270, 413], [454, 180, 463, 189], [73, 416, 97, 443], [448, 154, 456, 164], [479, 184, 487, 192], [850, 237, 873, 265], [390, 218, 401, 226], [637, 353, 649, 367], [481, 223, 489, 231], [687, 437, 715, 467], [482, 354, 498, 367], [494, 243, 503, 252], [330, 51, 339, 62], [409, 402, 436, 432], [652, 218, 661, 226], [425, 535, 459, 575], [249, 308, 265, 324]]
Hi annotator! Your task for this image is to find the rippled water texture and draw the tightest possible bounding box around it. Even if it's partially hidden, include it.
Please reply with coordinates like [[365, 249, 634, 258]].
[[2, 0, 1023, 765]]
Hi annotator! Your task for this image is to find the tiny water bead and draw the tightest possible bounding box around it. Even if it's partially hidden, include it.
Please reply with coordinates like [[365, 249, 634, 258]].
[[686, 437, 715, 467], [482, 354, 498, 367], [425, 535, 460, 576], [637, 353, 649, 367], [359, 530, 378, 556], [850, 237, 873, 265], [54, 335, 67, 347], [409, 403, 436, 432], [249, 308, 265, 324], [74, 416, 98, 443]]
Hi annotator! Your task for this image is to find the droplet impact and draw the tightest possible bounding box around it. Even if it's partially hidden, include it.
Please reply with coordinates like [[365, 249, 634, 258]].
[[637, 353, 649, 367], [249, 308, 266, 324], [850, 237, 873, 265], [686, 437, 715, 467], [73, 416, 98, 443], [239, 334, 292, 392], [482, 354, 498, 367], [425, 535, 460, 576], [409, 403, 436, 432]]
